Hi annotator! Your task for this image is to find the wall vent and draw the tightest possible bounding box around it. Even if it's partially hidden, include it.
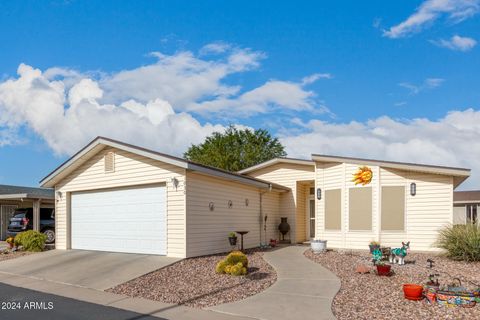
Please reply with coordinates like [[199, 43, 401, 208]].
[[104, 151, 115, 173]]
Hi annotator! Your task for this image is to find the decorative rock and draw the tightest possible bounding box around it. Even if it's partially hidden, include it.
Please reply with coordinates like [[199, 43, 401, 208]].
[[355, 264, 370, 274]]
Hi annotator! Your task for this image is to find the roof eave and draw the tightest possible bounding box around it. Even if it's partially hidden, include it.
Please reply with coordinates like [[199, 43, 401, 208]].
[[40, 137, 189, 188], [311, 154, 471, 178], [239, 157, 314, 174]]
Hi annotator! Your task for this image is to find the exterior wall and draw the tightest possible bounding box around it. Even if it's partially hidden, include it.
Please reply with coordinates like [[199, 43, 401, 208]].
[[54, 146, 187, 258], [246, 163, 314, 243], [185, 172, 281, 257], [315, 163, 454, 252]]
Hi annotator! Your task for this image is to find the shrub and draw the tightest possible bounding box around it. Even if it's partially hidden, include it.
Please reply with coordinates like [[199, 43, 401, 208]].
[[437, 224, 480, 262], [215, 260, 227, 274], [14, 230, 47, 252], [225, 251, 248, 268], [215, 251, 249, 276]]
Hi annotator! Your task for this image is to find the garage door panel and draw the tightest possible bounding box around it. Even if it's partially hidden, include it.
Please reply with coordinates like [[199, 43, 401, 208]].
[[71, 185, 166, 255]]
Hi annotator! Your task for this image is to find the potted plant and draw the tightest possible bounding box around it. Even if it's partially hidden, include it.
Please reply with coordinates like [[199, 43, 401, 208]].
[[375, 261, 391, 276], [6, 236, 15, 249], [403, 284, 424, 300], [228, 232, 237, 246], [369, 240, 380, 253], [311, 239, 327, 253]]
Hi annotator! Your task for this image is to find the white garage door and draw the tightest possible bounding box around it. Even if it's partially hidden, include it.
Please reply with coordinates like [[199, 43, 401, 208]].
[[71, 185, 166, 255]]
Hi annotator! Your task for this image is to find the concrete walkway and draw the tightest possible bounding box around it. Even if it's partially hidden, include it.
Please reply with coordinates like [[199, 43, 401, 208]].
[[211, 245, 341, 320]]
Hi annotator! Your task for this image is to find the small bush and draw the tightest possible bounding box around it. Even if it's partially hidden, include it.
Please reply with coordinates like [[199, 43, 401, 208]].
[[14, 230, 47, 252], [437, 224, 480, 262], [215, 260, 227, 274], [225, 251, 248, 268], [215, 251, 249, 276]]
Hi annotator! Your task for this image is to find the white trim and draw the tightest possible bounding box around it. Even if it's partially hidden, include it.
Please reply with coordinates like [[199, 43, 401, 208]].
[[312, 154, 470, 178], [40, 137, 283, 191], [454, 200, 480, 204], [238, 158, 314, 174], [0, 194, 28, 200]]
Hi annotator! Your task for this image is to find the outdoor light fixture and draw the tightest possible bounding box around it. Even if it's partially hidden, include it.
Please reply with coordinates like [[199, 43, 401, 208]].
[[171, 177, 179, 190], [410, 183, 416, 196], [317, 188, 322, 200], [56, 191, 63, 201]]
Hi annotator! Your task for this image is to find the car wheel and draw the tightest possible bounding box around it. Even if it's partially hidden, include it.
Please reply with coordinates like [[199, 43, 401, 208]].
[[43, 229, 55, 244]]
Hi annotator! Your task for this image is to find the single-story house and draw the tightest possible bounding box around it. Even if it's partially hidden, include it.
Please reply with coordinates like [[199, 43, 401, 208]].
[[40, 137, 471, 257], [453, 190, 479, 225], [0, 185, 54, 240]]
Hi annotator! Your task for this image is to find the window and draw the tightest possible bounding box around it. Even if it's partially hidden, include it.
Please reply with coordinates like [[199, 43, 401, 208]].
[[349, 187, 372, 230], [467, 205, 478, 224], [325, 189, 341, 230], [104, 152, 115, 173], [309, 199, 315, 238], [381, 186, 405, 231], [309, 187, 315, 195]]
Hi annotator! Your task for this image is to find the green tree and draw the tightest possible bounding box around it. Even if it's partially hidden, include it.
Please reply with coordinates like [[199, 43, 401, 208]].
[[184, 126, 287, 172]]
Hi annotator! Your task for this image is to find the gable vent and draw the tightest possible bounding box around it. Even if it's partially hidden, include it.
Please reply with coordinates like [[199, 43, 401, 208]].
[[104, 151, 115, 173]]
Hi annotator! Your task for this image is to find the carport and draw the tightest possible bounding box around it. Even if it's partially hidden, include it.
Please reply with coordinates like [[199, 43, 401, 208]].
[[0, 185, 54, 240]]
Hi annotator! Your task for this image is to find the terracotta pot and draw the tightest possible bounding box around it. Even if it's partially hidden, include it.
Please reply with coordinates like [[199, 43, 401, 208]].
[[403, 284, 424, 301], [376, 264, 391, 276]]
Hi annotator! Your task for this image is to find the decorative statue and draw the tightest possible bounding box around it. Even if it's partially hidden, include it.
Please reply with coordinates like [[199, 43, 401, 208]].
[[372, 248, 383, 265], [389, 241, 410, 265]]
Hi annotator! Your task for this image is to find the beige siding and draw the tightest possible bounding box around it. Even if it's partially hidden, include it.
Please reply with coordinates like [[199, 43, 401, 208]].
[[316, 163, 454, 251], [246, 163, 314, 243], [316, 163, 344, 247], [55, 147, 186, 258], [185, 172, 281, 257], [407, 173, 453, 251]]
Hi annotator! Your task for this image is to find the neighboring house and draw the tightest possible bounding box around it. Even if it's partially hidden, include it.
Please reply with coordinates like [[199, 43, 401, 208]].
[[0, 185, 54, 240], [40, 137, 470, 257], [453, 190, 479, 225]]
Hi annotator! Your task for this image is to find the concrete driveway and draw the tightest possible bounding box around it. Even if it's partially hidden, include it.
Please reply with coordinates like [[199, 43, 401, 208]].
[[0, 249, 180, 290]]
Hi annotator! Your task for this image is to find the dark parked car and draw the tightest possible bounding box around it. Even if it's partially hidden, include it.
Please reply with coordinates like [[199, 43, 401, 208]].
[[7, 208, 55, 244]]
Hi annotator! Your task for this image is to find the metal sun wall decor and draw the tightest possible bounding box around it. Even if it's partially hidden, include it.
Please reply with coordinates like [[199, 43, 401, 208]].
[[352, 166, 373, 186]]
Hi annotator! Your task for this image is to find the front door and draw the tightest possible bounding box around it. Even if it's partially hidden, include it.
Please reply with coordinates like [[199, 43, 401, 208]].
[[306, 195, 315, 239]]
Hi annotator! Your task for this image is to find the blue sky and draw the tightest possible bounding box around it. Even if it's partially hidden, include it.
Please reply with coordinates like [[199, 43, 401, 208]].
[[0, 0, 479, 189]]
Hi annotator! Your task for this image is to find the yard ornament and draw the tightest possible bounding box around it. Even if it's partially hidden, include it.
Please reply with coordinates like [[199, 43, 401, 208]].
[[352, 166, 373, 185], [389, 241, 410, 265]]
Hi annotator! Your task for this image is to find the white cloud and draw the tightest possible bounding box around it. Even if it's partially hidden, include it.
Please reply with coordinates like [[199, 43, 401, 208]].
[[281, 109, 480, 189], [399, 77, 445, 94], [0, 64, 224, 156], [0, 44, 328, 155], [302, 73, 332, 85], [431, 35, 477, 51], [384, 0, 480, 38], [187, 79, 329, 116], [199, 42, 232, 55]]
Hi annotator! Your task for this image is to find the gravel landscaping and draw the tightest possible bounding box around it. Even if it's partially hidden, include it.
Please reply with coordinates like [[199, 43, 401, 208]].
[[305, 249, 480, 320], [108, 248, 277, 308], [0, 250, 32, 262]]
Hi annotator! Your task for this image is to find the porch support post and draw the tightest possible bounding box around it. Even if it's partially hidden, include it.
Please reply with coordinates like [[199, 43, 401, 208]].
[[33, 199, 41, 231]]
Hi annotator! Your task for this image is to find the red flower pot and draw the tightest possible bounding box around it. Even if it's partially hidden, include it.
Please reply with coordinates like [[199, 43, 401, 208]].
[[376, 264, 391, 276], [403, 284, 424, 301]]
